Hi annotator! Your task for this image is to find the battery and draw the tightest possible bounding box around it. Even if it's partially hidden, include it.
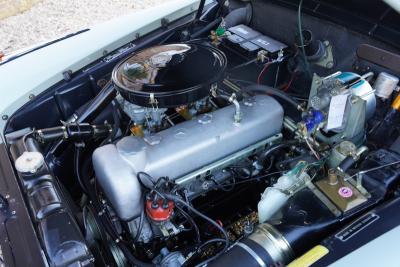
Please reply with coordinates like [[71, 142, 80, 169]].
[[225, 24, 287, 57], [251, 34, 287, 54], [228, 24, 260, 40]]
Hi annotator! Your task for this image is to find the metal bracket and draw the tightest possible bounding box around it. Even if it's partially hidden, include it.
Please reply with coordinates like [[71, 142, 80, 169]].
[[149, 93, 159, 111]]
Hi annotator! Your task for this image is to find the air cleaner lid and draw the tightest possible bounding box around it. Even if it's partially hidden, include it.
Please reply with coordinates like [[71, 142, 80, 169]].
[[112, 43, 227, 108]]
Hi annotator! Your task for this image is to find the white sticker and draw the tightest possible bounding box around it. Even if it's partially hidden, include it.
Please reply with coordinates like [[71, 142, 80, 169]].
[[256, 39, 270, 46], [236, 27, 249, 35], [326, 94, 348, 130]]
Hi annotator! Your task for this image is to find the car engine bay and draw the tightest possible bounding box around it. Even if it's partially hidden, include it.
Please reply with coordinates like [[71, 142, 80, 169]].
[[3, 0, 400, 266]]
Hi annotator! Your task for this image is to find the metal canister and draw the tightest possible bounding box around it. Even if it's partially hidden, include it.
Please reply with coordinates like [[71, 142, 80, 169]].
[[374, 72, 399, 99]]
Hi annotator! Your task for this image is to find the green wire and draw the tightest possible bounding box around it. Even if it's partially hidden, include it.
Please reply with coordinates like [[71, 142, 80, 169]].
[[298, 0, 311, 78]]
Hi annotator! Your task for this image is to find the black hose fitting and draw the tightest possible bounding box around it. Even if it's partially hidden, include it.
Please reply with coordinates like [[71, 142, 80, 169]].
[[34, 123, 112, 143]]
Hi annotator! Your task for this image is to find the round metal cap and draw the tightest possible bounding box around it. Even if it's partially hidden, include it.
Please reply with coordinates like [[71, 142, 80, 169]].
[[15, 151, 44, 174]]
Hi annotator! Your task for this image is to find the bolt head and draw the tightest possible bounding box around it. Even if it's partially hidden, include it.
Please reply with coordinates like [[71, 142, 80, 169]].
[[326, 61, 334, 68]]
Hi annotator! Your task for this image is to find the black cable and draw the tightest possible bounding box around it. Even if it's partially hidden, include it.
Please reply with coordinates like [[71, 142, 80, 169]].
[[228, 58, 258, 71], [257, 140, 300, 166], [175, 205, 201, 244], [227, 78, 254, 86], [99, 100, 120, 146], [152, 190, 230, 267], [133, 208, 145, 243], [197, 238, 226, 253], [137, 171, 156, 187], [185, 238, 227, 267], [241, 84, 303, 111], [216, 170, 287, 187], [210, 176, 236, 192]]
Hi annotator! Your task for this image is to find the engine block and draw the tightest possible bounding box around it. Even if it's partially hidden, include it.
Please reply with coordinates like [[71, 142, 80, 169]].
[[92, 95, 283, 220]]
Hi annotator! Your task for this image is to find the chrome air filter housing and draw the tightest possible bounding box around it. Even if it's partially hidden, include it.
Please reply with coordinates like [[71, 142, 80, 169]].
[[112, 43, 227, 108]]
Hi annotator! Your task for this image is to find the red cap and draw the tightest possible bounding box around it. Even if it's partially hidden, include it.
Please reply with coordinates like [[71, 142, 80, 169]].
[[145, 198, 174, 222]]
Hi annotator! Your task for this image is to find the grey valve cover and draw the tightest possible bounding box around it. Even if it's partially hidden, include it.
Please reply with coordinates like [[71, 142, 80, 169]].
[[92, 95, 284, 220]]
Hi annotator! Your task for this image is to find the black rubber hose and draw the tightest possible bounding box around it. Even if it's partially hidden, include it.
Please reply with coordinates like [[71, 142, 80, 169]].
[[74, 145, 88, 195], [213, 94, 230, 102], [224, 4, 252, 28], [337, 156, 356, 173], [194, 0, 206, 21], [99, 100, 120, 146], [110, 101, 121, 141], [48, 81, 116, 157], [73, 81, 116, 123], [242, 84, 303, 111], [191, 17, 222, 39]]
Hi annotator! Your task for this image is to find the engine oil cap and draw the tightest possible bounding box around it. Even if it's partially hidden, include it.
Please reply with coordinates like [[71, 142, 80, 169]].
[[15, 151, 44, 174]]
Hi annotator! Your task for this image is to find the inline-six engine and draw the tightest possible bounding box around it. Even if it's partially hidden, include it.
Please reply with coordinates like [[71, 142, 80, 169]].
[[92, 44, 284, 221]]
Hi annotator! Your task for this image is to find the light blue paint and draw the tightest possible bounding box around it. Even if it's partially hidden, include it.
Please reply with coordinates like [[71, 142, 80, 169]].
[[0, 0, 202, 140]]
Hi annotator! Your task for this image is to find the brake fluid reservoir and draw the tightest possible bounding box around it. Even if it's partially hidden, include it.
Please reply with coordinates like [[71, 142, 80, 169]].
[[258, 163, 310, 223]]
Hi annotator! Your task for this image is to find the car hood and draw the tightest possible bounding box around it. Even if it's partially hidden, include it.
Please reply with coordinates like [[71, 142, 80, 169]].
[[0, 0, 200, 140]]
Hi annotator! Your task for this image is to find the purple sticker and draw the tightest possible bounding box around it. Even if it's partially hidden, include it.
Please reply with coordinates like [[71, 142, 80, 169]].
[[338, 187, 353, 198]]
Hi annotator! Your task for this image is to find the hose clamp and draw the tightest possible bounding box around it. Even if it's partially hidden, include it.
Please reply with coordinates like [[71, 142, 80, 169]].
[[248, 223, 294, 265]]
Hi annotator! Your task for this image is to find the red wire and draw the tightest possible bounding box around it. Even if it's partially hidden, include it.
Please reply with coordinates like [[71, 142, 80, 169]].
[[282, 73, 296, 92], [256, 63, 271, 85]]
